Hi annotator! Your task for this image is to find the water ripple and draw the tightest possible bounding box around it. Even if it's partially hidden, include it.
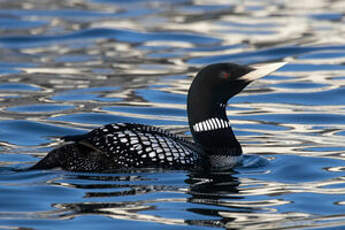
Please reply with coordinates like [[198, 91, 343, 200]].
[[0, 28, 221, 48], [0, 0, 345, 229]]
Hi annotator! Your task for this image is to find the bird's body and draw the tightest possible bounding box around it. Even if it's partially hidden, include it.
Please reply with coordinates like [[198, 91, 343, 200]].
[[32, 123, 202, 171], [30, 62, 286, 172]]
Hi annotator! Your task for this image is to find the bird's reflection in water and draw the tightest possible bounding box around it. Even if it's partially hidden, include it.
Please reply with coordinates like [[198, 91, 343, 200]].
[[185, 170, 244, 228], [49, 169, 249, 228], [187, 170, 240, 199]]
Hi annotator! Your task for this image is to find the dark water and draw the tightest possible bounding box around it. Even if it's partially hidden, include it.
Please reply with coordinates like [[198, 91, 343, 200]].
[[1, 0, 345, 229]]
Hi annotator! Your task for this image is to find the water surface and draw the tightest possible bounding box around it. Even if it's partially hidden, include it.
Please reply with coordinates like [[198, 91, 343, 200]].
[[1, 0, 345, 229]]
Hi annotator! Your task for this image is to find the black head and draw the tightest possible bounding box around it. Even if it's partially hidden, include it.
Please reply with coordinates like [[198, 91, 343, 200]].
[[191, 63, 253, 101], [188, 62, 287, 108]]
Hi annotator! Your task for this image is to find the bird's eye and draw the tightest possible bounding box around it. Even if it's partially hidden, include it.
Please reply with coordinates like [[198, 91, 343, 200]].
[[219, 71, 230, 79]]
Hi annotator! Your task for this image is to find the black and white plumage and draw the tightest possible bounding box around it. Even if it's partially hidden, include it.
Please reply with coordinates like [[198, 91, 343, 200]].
[[30, 62, 286, 172], [32, 123, 201, 171]]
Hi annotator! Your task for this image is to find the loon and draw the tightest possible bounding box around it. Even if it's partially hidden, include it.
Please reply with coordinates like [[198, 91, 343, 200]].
[[30, 62, 286, 172]]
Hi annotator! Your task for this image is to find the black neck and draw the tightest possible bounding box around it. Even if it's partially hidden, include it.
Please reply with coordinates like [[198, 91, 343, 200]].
[[187, 84, 242, 156]]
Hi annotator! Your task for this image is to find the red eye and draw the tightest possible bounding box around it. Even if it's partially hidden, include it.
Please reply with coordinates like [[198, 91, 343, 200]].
[[220, 72, 230, 79]]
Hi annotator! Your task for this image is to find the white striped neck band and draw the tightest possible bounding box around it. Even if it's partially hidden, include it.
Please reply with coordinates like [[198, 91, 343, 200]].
[[192, 117, 230, 132]]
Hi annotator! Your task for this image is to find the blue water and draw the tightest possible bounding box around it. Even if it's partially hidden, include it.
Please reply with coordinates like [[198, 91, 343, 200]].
[[1, 0, 345, 229]]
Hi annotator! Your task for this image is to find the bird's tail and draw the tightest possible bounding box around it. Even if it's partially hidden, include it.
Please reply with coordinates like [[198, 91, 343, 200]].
[[28, 144, 78, 170]]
